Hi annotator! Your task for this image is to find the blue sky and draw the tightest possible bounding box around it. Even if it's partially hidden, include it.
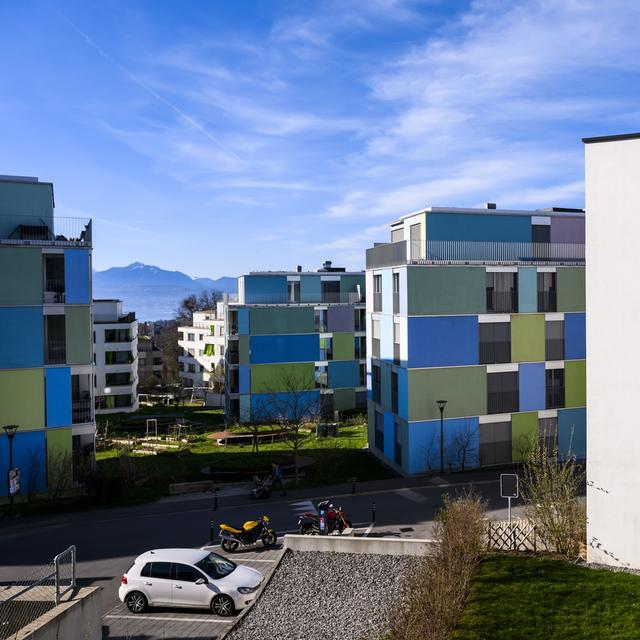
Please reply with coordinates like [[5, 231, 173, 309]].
[[1, 1, 639, 277]]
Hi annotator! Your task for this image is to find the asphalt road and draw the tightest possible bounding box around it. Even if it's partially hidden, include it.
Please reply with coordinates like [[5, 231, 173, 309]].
[[0, 469, 522, 639]]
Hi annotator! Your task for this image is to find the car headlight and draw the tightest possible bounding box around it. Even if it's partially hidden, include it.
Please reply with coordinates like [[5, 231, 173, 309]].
[[238, 585, 259, 594]]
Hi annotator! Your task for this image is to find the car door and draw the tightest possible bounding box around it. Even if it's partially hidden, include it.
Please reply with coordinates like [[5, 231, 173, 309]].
[[140, 562, 173, 606], [171, 563, 212, 608]]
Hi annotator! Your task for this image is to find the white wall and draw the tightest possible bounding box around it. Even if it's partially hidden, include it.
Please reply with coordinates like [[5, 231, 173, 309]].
[[585, 136, 640, 568]]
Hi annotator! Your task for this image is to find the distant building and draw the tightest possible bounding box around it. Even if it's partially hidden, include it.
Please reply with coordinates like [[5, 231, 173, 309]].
[[93, 299, 139, 414], [0, 175, 95, 494], [225, 263, 366, 424], [178, 301, 226, 393], [137, 335, 164, 384], [366, 205, 586, 475]]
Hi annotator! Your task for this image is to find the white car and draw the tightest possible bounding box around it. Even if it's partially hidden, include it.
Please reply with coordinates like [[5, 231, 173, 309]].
[[118, 548, 263, 616]]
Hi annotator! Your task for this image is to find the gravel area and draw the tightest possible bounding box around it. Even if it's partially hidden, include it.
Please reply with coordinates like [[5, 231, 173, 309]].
[[227, 550, 423, 640]]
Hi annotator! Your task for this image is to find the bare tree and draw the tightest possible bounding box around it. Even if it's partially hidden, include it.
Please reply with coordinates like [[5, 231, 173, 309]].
[[445, 421, 479, 473], [48, 451, 73, 502], [175, 289, 223, 323]]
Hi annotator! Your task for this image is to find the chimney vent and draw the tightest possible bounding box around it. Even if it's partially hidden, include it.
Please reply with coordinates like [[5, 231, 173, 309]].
[[485, 202, 497, 209], [296, 265, 302, 273]]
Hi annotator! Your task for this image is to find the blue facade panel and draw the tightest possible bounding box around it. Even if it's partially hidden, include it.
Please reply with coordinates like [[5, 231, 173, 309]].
[[407, 316, 478, 368], [519, 362, 545, 412], [238, 308, 250, 335], [565, 313, 586, 360], [558, 407, 586, 459], [45, 367, 71, 427], [0, 307, 44, 369], [243, 275, 287, 304], [328, 360, 359, 389], [397, 367, 408, 421], [426, 213, 532, 242], [250, 334, 319, 364], [239, 365, 250, 394], [300, 276, 321, 303], [383, 412, 394, 460], [64, 249, 91, 304], [240, 395, 251, 423], [381, 362, 392, 412], [0, 430, 47, 494], [518, 267, 537, 313], [251, 390, 321, 421]]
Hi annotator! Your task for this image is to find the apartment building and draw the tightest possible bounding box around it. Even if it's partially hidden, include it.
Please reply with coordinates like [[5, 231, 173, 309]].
[[178, 301, 226, 391], [0, 176, 95, 495], [225, 263, 366, 424], [93, 299, 139, 414], [366, 205, 586, 475], [584, 132, 640, 568], [137, 335, 163, 384]]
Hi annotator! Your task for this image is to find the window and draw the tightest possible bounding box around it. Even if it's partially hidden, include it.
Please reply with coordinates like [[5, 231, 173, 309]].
[[359, 363, 366, 387], [104, 329, 131, 343], [409, 223, 421, 260], [391, 370, 398, 413], [142, 562, 172, 580], [393, 322, 401, 365], [315, 365, 328, 388], [173, 564, 205, 583], [391, 227, 404, 243], [315, 309, 327, 333], [479, 323, 511, 364], [372, 319, 381, 358], [105, 372, 131, 386], [394, 419, 402, 465], [188, 364, 196, 373], [114, 394, 132, 408], [187, 333, 195, 342], [392, 272, 400, 313], [532, 224, 551, 243], [372, 364, 381, 403], [538, 272, 557, 312], [538, 417, 558, 453], [487, 371, 519, 414], [105, 351, 133, 365], [320, 337, 333, 360], [373, 275, 382, 311], [545, 368, 565, 409], [45, 314, 66, 364], [374, 410, 384, 450], [228, 310, 238, 335], [43, 254, 65, 303], [355, 336, 366, 359], [486, 272, 518, 313], [287, 280, 301, 303], [479, 421, 512, 466], [354, 308, 366, 332], [321, 280, 340, 303], [545, 320, 564, 360], [195, 553, 236, 580]]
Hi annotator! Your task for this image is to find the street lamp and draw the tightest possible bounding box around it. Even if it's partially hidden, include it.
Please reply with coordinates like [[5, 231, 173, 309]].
[[3, 424, 19, 518], [436, 400, 447, 474]]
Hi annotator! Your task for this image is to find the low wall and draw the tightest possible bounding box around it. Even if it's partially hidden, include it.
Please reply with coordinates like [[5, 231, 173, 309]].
[[284, 534, 434, 556], [16, 587, 102, 640]]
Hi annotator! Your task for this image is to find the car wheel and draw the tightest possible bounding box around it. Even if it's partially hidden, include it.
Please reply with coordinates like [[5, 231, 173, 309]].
[[300, 523, 316, 536], [125, 591, 148, 614], [211, 594, 235, 617], [221, 538, 240, 553], [262, 531, 277, 547]]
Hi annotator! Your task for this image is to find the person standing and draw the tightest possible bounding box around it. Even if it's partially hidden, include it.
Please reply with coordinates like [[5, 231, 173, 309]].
[[271, 462, 287, 496]]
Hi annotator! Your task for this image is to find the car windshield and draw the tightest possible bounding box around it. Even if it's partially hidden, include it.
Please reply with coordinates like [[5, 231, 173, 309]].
[[195, 552, 236, 580]]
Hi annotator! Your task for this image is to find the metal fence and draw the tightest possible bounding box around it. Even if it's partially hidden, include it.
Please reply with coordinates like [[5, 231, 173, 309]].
[[0, 546, 76, 640], [0, 215, 92, 247], [486, 520, 550, 552]]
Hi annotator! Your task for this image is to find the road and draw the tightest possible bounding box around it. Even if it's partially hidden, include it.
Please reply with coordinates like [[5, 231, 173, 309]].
[[0, 469, 522, 639]]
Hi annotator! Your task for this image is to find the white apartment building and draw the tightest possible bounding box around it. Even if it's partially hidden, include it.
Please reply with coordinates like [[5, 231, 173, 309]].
[[93, 299, 139, 414], [137, 335, 163, 384], [584, 132, 640, 569], [178, 301, 226, 392]]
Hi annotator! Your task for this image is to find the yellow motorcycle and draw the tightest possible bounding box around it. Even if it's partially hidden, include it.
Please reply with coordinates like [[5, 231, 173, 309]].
[[219, 515, 277, 553]]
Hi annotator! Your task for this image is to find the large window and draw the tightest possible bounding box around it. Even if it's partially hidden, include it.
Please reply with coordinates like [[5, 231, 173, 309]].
[[538, 272, 557, 312], [355, 336, 366, 359], [392, 272, 400, 314], [315, 364, 327, 388], [287, 280, 301, 303], [372, 364, 381, 404], [315, 309, 327, 333], [391, 370, 398, 414], [105, 350, 134, 365], [373, 275, 382, 312], [479, 322, 511, 364], [545, 320, 564, 361], [354, 308, 366, 332], [374, 410, 384, 450], [372, 319, 380, 358], [105, 372, 131, 386], [320, 336, 333, 360], [479, 421, 512, 467], [104, 328, 131, 343], [321, 280, 340, 303], [545, 368, 565, 409], [486, 272, 518, 313], [487, 371, 519, 414], [393, 322, 401, 365], [45, 314, 66, 364]]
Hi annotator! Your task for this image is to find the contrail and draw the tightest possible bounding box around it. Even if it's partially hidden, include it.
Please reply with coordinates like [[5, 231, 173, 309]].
[[53, 7, 242, 162]]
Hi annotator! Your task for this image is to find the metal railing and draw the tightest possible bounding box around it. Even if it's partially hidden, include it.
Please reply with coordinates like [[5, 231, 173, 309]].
[[241, 291, 364, 305], [487, 390, 519, 415], [479, 341, 511, 364], [486, 290, 518, 313], [537, 290, 557, 312], [45, 340, 66, 365], [545, 339, 564, 361], [43, 279, 65, 303], [72, 399, 92, 424], [0, 215, 92, 246], [0, 545, 76, 639]]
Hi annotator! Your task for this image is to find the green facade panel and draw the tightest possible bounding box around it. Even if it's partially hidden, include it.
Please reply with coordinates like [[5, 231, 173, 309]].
[[407, 266, 485, 316], [333, 332, 355, 360], [557, 268, 585, 312], [239, 336, 249, 365], [0, 368, 45, 430], [334, 388, 356, 411], [46, 427, 72, 487], [408, 366, 486, 421], [511, 314, 545, 362], [65, 306, 91, 365], [0, 248, 42, 305], [250, 362, 315, 393], [340, 275, 365, 296], [511, 411, 538, 462], [249, 307, 315, 335], [565, 360, 586, 407]]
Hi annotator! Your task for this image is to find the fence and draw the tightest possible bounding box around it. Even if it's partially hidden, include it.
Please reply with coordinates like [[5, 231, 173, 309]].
[[0, 546, 76, 639], [486, 520, 550, 552]]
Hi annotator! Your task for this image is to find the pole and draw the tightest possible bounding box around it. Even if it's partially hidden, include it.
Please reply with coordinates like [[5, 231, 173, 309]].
[[439, 407, 444, 474], [508, 496, 512, 525], [371, 501, 376, 524], [8, 432, 14, 519], [351, 477, 357, 495]]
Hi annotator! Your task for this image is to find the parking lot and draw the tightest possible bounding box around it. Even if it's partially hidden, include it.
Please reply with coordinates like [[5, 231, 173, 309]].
[[101, 544, 285, 640]]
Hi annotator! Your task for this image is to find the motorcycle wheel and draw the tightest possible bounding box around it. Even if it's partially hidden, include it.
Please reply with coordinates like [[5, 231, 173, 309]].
[[262, 531, 278, 547], [221, 538, 240, 553], [300, 523, 316, 536]]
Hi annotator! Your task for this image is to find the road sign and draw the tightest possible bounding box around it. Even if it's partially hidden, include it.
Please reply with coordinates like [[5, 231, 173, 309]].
[[500, 473, 518, 525], [8, 467, 20, 496]]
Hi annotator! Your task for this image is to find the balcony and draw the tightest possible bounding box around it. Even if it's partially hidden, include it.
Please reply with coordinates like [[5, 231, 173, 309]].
[[240, 291, 365, 305], [43, 279, 65, 304], [227, 350, 239, 365], [479, 341, 511, 365], [72, 399, 93, 424], [486, 290, 518, 313], [366, 239, 585, 269], [538, 290, 557, 312], [0, 215, 92, 247], [46, 339, 66, 365]]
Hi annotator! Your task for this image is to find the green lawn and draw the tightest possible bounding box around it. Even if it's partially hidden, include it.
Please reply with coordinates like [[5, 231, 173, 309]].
[[452, 554, 640, 640]]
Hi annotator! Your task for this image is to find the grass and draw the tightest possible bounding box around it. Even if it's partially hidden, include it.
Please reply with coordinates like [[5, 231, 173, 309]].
[[452, 553, 640, 640]]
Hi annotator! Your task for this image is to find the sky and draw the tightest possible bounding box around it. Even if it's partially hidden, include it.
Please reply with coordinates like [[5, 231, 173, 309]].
[[1, 0, 639, 277]]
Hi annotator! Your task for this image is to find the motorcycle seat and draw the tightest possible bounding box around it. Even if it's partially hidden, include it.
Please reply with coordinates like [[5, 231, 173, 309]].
[[220, 524, 243, 534]]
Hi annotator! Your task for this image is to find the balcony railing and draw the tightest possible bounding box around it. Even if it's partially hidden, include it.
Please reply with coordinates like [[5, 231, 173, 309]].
[[72, 399, 93, 424], [486, 290, 518, 313], [241, 291, 365, 305], [487, 390, 519, 414], [43, 279, 65, 303], [538, 290, 557, 312], [366, 239, 585, 268], [479, 341, 511, 365], [0, 215, 92, 247], [46, 340, 66, 365], [545, 339, 564, 361]]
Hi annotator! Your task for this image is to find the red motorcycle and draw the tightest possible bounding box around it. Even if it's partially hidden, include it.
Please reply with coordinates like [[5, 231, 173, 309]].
[[298, 500, 352, 535]]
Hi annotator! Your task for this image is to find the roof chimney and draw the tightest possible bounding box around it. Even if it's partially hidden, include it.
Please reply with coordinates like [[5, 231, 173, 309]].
[[297, 265, 302, 273], [323, 260, 332, 270], [485, 202, 497, 209]]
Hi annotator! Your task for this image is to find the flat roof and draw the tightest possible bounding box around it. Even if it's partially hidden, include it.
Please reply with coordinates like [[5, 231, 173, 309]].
[[582, 132, 640, 144], [392, 205, 584, 224], [245, 270, 364, 276]]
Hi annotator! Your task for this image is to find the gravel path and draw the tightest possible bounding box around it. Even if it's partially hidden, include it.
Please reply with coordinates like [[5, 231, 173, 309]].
[[227, 550, 423, 640]]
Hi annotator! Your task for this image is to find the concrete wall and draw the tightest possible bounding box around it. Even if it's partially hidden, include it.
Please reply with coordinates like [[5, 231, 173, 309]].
[[284, 534, 434, 556], [585, 135, 640, 568]]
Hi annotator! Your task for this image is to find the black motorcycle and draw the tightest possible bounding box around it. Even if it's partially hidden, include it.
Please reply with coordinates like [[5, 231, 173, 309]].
[[219, 515, 278, 552], [298, 500, 352, 535]]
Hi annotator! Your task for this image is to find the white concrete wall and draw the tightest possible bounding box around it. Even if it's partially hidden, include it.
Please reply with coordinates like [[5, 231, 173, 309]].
[[585, 136, 640, 568]]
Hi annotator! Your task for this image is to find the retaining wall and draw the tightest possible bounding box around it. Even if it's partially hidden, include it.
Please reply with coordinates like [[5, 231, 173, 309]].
[[284, 534, 434, 556]]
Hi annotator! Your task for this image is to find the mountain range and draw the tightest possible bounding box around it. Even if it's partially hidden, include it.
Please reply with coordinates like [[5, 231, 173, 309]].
[[93, 262, 237, 321]]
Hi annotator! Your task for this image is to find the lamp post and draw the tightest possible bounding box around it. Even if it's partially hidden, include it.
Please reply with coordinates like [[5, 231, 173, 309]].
[[3, 425, 19, 518], [436, 400, 447, 474]]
